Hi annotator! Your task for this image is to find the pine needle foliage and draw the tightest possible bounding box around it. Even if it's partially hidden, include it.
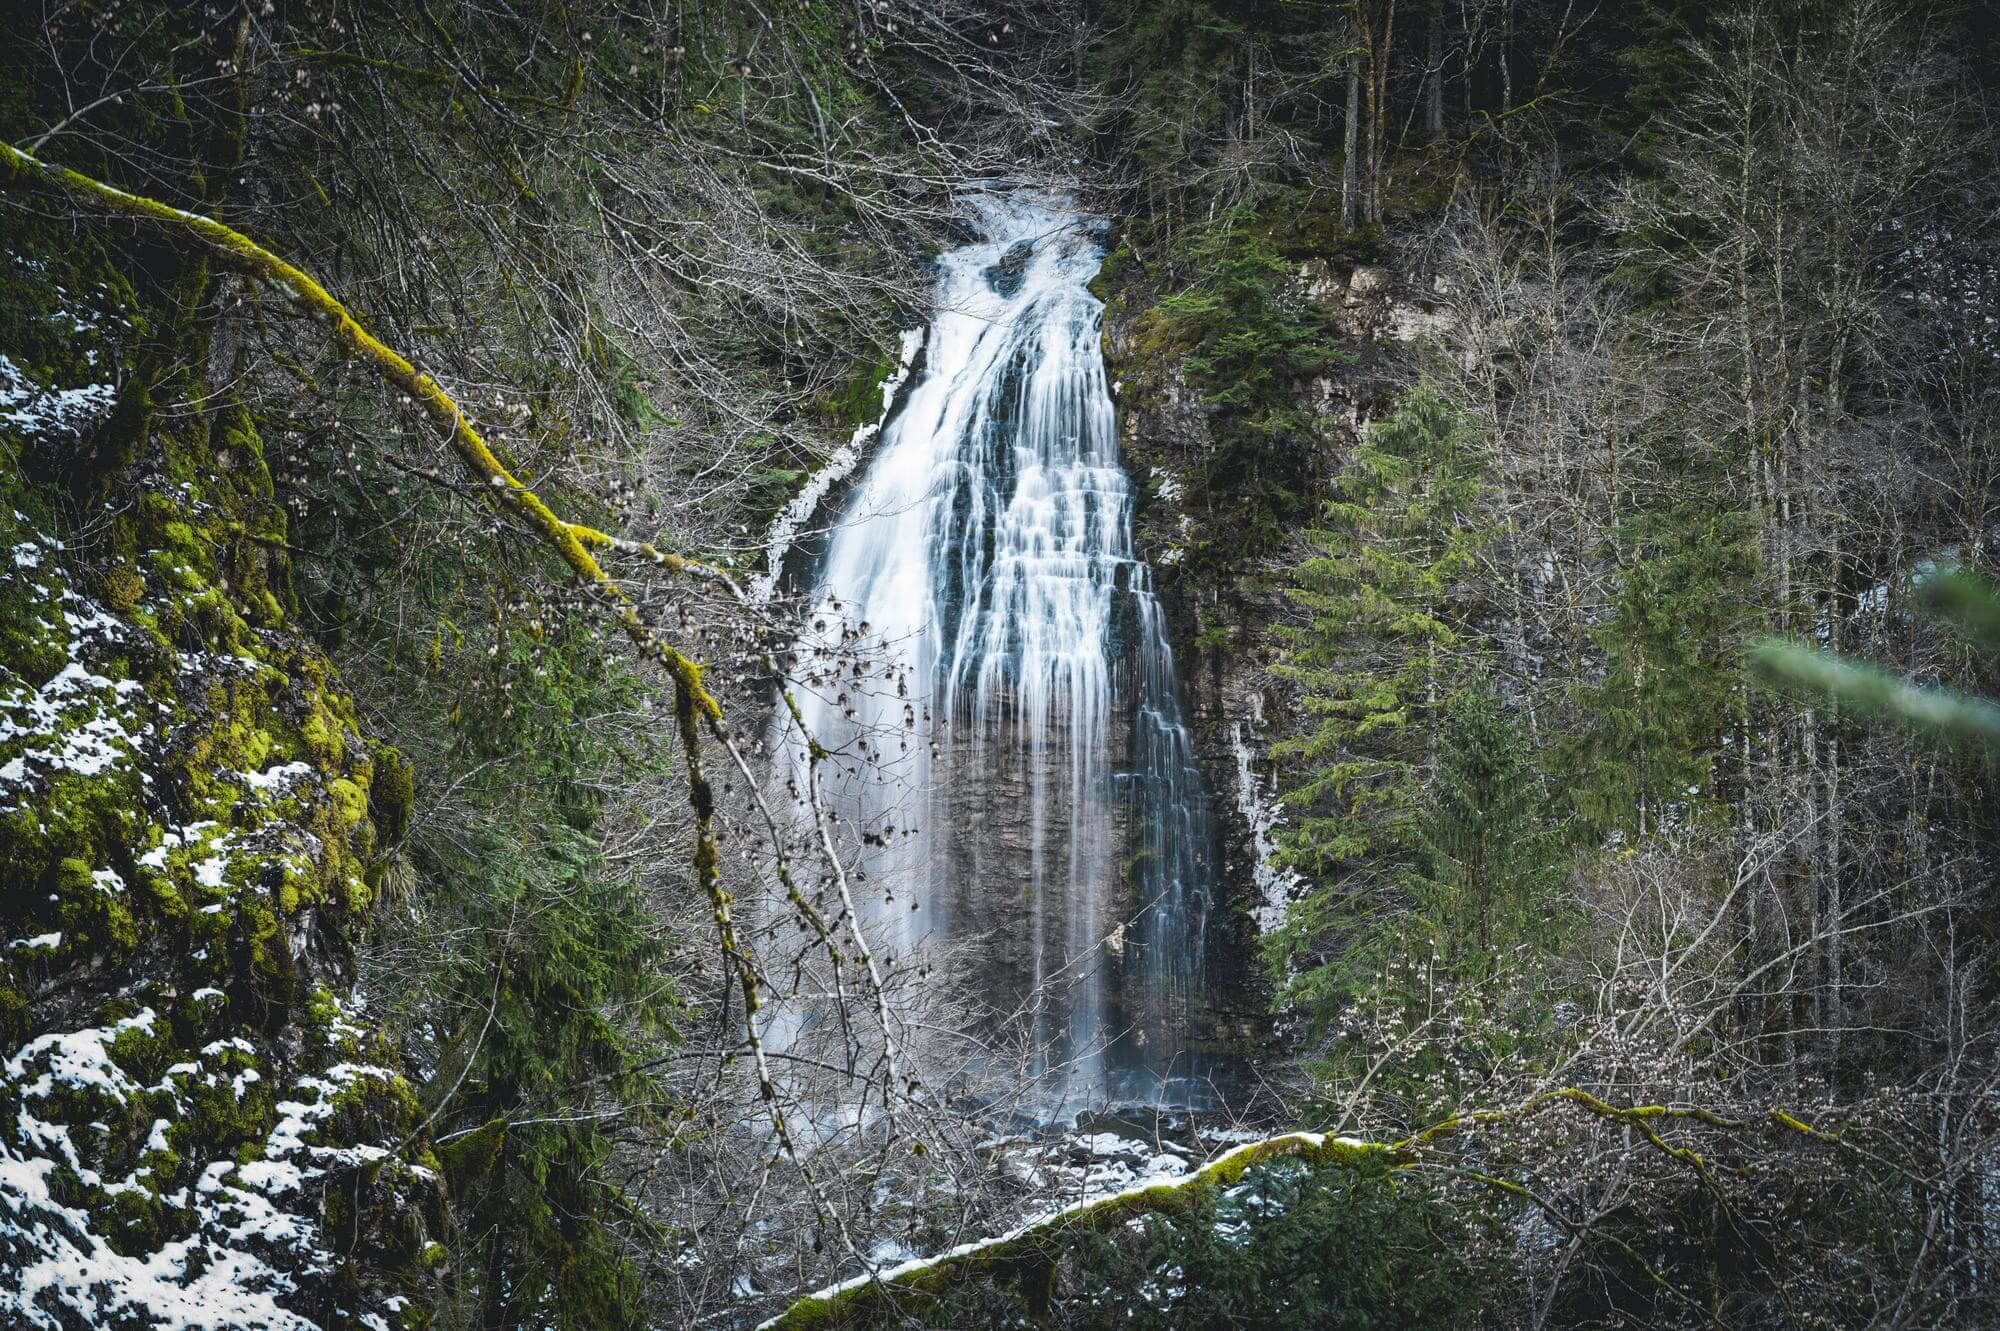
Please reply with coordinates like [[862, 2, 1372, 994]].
[[1133, 207, 1346, 561], [1410, 686, 1565, 976], [298, 430, 684, 1327], [1267, 384, 1487, 1014], [1571, 503, 1759, 839], [406, 621, 681, 1331]]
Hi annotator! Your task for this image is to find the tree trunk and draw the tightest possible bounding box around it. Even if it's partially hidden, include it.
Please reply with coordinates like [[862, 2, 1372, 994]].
[[1368, 1, 1396, 223], [1343, 52, 1360, 228], [1428, 5, 1445, 141]]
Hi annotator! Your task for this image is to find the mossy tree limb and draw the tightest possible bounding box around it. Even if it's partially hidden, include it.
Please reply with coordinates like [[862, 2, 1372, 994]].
[[758, 1091, 1853, 1330], [0, 140, 716, 719], [757, 1131, 1394, 1331]]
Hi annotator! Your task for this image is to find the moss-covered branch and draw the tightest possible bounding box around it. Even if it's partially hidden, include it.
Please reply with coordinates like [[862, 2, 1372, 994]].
[[758, 1132, 1395, 1330], [0, 139, 716, 720], [759, 1092, 1851, 1330]]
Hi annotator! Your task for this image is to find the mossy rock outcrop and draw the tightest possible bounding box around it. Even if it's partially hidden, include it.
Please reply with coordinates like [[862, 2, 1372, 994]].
[[1, 227, 440, 1329]]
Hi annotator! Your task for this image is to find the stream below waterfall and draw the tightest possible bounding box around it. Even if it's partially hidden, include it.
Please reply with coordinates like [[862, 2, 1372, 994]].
[[774, 190, 1220, 1110]]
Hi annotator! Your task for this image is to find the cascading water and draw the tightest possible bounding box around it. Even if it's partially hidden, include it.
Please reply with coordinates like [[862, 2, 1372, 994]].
[[776, 191, 1216, 1107]]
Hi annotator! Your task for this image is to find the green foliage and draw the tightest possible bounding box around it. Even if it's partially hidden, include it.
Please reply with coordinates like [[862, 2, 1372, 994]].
[[1266, 384, 1489, 1019], [392, 616, 678, 1331], [1270, 386, 1483, 873], [1571, 503, 1758, 838], [1132, 207, 1345, 562], [288, 374, 682, 1326], [1310, 694, 1568, 1124], [1042, 1162, 1497, 1330], [1410, 686, 1565, 974]]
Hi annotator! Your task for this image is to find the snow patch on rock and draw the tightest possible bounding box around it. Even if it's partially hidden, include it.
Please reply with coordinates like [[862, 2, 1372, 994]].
[[1231, 722, 1302, 934], [750, 328, 922, 604], [0, 353, 117, 440]]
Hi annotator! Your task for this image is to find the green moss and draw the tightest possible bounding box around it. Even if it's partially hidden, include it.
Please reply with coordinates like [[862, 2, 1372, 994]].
[[159, 521, 201, 558], [369, 745, 414, 844], [4, 769, 140, 939], [275, 860, 309, 914], [303, 986, 343, 1029], [0, 589, 68, 681], [439, 1118, 507, 1196], [101, 1186, 169, 1256], [0, 164, 439, 1329], [53, 856, 138, 951], [100, 563, 147, 613], [0, 986, 27, 1046], [819, 346, 897, 430], [327, 776, 368, 832], [300, 704, 344, 767]]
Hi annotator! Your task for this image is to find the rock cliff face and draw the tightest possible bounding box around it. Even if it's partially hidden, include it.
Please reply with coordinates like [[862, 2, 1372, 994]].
[[931, 629, 1211, 1099], [1096, 251, 1440, 1087], [931, 716, 1105, 1054], [0, 226, 436, 1329]]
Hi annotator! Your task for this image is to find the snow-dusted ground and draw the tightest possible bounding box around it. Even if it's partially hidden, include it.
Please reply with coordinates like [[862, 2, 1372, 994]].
[[1, 438, 425, 1326], [3, 1024, 416, 1331]]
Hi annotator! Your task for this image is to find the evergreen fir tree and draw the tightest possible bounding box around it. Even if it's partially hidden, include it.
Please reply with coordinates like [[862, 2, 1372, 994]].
[[1572, 503, 1758, 839], [1409, 686, 1564, 976], [1134, 207, 1345, 561], [419, 622, 679, 1331], [1268, 384, 1486, 1011]]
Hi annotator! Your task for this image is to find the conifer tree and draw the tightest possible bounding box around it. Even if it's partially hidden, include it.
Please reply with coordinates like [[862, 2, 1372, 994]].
[[1409, 686, 1563, 976], [1136, 208, 1344, 560], [383, 614, 681, 1330], [1268, 384, 1486, 1009], [1572, 504, 1758, 838]]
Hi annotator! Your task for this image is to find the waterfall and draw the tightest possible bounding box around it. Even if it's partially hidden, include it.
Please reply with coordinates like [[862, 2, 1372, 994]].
[[776, 191, 1216, 1107]]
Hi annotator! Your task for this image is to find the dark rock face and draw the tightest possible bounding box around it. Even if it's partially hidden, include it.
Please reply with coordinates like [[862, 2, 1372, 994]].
[[930, 634, 1213, 1103], [933, 714, 1107, 1064], [1092, 250, 1428, 1098], [983, 239, 1037, 298]]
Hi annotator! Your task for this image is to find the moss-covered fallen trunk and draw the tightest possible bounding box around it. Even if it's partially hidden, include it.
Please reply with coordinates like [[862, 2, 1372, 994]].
[[758, 1089, 1851, 1329]]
